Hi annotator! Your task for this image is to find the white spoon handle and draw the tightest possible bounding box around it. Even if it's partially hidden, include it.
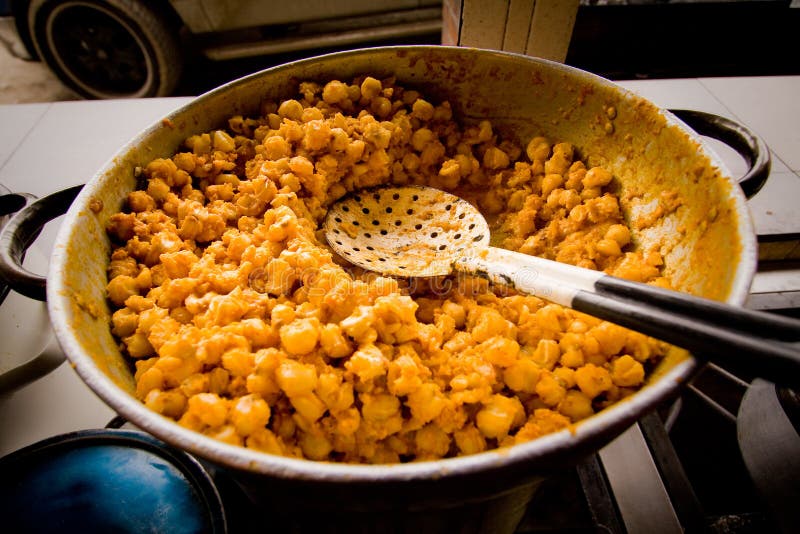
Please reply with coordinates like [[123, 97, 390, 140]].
[[455, 247, 800, 388], [455, 247, 603, 307]]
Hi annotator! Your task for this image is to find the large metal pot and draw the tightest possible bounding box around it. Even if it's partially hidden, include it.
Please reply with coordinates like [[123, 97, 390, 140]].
[[0, 46, 766, 532]]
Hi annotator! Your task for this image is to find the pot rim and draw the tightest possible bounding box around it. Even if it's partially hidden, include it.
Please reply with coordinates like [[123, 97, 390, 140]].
[[47, 45, 755, 481]]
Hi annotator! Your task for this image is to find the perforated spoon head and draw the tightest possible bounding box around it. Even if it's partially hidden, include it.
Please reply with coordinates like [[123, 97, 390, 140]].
[[323, 185, 490, 277]]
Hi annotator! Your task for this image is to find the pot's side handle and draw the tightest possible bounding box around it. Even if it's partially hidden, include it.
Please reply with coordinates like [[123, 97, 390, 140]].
[[0, 185, 83, 301], [0, 192, 36, 304], [669, 109, 771, 199]]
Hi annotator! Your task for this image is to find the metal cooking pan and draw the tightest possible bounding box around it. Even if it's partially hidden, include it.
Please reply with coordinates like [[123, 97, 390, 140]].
[[0, 46, 772, 532]]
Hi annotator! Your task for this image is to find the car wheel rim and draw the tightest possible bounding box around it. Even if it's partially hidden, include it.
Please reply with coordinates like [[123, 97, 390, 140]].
[[45, 2, 156, 98]]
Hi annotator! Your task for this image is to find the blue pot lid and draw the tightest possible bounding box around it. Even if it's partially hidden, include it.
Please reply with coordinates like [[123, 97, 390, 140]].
[[0, 429, 226, 533]]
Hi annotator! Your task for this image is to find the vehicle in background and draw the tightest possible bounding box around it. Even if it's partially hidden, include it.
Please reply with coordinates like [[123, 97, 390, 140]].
[[8, 0, 442, 99]]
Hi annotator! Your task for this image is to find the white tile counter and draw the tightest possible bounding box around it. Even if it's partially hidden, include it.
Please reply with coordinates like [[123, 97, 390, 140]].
[[0, 77, 798, 458]]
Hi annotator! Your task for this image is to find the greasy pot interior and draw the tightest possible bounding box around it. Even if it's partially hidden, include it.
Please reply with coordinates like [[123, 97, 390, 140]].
[[48, 46, 755, 480]]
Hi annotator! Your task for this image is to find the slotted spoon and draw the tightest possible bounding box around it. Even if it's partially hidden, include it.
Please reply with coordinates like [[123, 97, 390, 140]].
[[324, 185, 800, 387]]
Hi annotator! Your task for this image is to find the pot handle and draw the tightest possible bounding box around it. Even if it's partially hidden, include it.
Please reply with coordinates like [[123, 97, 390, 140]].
[[0, 185, 83, 301], [668, 109, 771, 199], [0, 192, 36, 304]]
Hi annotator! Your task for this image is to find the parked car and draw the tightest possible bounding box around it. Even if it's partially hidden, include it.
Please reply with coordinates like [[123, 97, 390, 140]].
[[8, 0, 442, 99]]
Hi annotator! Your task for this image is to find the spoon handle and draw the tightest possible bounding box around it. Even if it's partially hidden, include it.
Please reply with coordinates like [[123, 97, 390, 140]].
[[455, 248, 800, 388]]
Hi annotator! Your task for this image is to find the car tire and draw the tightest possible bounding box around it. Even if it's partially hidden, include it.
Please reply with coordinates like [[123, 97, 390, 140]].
[[28, 0, 182, 99]]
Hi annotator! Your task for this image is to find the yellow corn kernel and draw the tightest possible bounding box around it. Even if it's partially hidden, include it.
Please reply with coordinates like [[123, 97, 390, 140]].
[[246, 428, 283, 455], [532, 339, 561, 370], [213, 130, 236, 152], [483, 146, 510, 170], [503, 358, 541, 393], [596, 238, 622, 257], [180, 373, 209, 397], [299, 430, 333, 461], [480, 336, 521, 367], [276, 359, 318, 397], [605, 224, 631, 247], [559, 349, 585, 369], [590, 322, 627, 356], [406, 383, 446, 424], [454, 425, 487, 456], [574, 363, 613, 398], [107, 275, 139, 307], [221, 348, 255, 378], [111, 308, 138, 338], [316, 372, 354, 413], [361, 394, 400, 422], [319, 323, 352, 358], [135, 366, 164, 400], [205, 424, 242, 447], [277, 99, 303, 120], [411, 127, 435, 151], [415, 424, 450, 458], [582, 167, 613, 188], [476, 394, 525, 439], [187, 392, 228, 427], [557, 390, 594, 421], [322, 80, 348, 104], [280, 318, 320, 355], [553, 366, 576, 388], [360, 76, 382, 101], [344, 344, 388, 382], [526, 136, 551, 161], [371, 96, 392, 118], [541, 173, 564, 196], [145, 389, 187, 418], [291, 393, 327, 423], [611, 354, 645, 387], [535, 373, 566, 407], [471, 309, 514, 343], [408, 97, 432, 119], [125, 332, 154, 358]]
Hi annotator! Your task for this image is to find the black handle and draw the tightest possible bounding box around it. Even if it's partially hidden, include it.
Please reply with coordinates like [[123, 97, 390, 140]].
[[0, 192, 37, 305], [595, 276, 800, 341], [0, 185, 83, 301], [669, 109, 771, 198], [573, 278, 800, 389], [0, 192, 36, 218]]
